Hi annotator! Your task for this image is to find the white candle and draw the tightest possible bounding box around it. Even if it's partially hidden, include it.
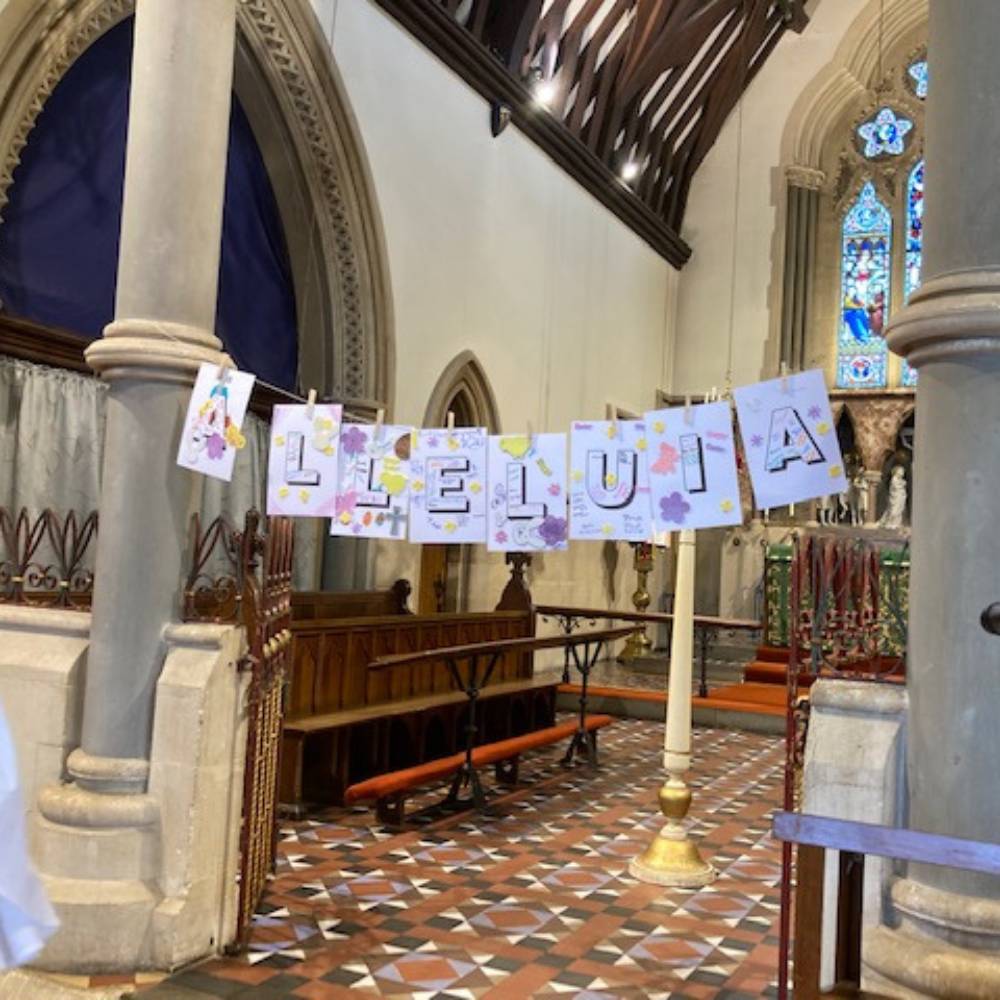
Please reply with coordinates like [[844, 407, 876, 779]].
[[664, 529, 696, 774]]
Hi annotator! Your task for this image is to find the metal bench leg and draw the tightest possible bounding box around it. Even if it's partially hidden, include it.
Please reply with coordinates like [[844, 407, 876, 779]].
[[376, 794, 406, 827], [495, 757, 519, 786], [562, 638, 604, 768]]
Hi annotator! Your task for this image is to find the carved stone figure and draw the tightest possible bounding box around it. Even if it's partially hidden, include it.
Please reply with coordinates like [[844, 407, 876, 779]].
[[849, 472, 868, 526], [878, 465, 908, 530], [817, 494, 835, 525]]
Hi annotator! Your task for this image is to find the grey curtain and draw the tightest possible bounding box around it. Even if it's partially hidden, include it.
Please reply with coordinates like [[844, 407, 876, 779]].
[[0, 356, 319, 588]]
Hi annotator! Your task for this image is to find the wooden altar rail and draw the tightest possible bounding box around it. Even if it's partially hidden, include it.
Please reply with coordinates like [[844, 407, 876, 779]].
[[773, 811, 1000, 1000], [535, 605, 761, 696]]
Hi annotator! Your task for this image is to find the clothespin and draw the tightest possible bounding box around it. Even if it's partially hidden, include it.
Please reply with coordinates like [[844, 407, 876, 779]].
[[305, 388, 317, 421], [684, 393, 693, 426], [780, 361, 790, 394], [217, 359, 231, 385], [446, 410, 456, 431], [711, 385, 718, 403], [375, 407, 385, 442], [526, 420, 534, 444], [610, 418, 618, 439]]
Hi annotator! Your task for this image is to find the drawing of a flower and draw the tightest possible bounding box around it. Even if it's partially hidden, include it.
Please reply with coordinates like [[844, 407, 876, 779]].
[[547, 482, 562, 497], [750, 433, 764, 448], [340, 426, 367, 456], [660, 491, 691, 525], [495, 530, 508, 544], [807, 404, 822, 420], [538, 516, 567, 547], [206, 434, 225, 460]]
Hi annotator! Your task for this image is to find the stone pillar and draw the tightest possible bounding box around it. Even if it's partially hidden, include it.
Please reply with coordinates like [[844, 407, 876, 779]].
[[33, 0, 238, 970], [865, 1, 1000, 994], [75, 0, 236, 783], [779, 166, 824, 371]]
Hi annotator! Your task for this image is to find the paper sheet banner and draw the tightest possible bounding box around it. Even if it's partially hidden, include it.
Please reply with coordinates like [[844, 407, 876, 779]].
[[487, 433, 568, 552], [733, 368, 847, 509], [409, 427, 489, 544], [266, 403, 343, 516], [328, 423, 413, 539], [569, 420, 652, 541], [177, 363, 256, 482], [644, 401, 742, 531]]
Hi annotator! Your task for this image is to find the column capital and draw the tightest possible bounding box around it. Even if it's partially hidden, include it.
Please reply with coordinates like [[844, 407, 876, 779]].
[[888, 270, 1000, 368], [785, 164, 826, 191], [85, 318, 227, 384]]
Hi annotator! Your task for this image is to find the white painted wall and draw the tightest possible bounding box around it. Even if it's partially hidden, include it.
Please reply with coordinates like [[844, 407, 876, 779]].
[[671, 0, 870, 396], [317, 0, 679, 613]]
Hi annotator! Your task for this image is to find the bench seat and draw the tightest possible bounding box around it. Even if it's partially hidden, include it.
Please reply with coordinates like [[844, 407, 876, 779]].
[[344, 713, 614, 815], [285, 675, 558, 734]]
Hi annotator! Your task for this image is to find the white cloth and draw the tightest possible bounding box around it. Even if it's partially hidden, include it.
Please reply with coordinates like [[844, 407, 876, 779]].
[[0, 702, 58, 968]]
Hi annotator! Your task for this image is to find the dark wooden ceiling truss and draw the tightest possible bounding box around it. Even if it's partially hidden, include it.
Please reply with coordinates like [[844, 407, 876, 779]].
[[374, 0, 808, 267]]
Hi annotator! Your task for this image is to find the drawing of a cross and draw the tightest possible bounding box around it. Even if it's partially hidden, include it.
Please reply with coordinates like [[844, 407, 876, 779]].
[[386, 505, 407, 537]]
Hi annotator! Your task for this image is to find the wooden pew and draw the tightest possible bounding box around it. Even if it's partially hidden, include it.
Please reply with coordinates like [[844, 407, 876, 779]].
[[344, 626, 637, 823], [291, 579, 411, 620], [280, 563, 539, 810]]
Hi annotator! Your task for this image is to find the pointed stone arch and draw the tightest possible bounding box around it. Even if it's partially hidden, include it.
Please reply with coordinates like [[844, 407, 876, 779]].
[[0, 0, 393, 412], [423, 350, 502, 432]]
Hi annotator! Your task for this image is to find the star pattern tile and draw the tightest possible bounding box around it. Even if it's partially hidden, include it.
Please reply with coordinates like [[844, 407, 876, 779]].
[[138, 719, 786, 999]]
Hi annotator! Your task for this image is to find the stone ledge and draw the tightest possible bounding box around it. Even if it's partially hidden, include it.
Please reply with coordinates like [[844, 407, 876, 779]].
[[0, 605, 91, 638]]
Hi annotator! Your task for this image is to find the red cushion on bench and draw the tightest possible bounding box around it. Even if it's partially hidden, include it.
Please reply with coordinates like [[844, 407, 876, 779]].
[[344, 715, 614, 805]]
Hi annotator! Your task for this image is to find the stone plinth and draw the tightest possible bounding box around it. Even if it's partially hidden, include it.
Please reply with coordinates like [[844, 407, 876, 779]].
[[28, 621, 248, 972], [802, 679, 907, 990]]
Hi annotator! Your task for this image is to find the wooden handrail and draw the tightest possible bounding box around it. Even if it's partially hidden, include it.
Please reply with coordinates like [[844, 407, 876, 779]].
[[367, 626, 638, 672], [774, 810, 1000, 877], [535, 603, 761, 632]]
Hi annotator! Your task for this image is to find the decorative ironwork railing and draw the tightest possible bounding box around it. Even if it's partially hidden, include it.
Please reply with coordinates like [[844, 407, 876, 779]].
[[0, 507, 98, 609], [183, 509, 295, 952]]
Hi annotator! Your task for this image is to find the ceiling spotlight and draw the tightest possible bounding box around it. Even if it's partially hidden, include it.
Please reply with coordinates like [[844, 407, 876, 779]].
[[526, 67, 554, 108], [535, 80, 556, 107], [621, 160, 640, 182]]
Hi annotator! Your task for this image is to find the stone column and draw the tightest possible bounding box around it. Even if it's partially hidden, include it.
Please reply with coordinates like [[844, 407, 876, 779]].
[[779, 166, 824, 371], [74, 0, 237, 786], [34, 0, 238, 969], [865, 1, 1000, 994]]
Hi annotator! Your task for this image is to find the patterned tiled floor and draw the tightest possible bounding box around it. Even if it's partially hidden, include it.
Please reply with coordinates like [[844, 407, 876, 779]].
[[145, 719, 785, 999]]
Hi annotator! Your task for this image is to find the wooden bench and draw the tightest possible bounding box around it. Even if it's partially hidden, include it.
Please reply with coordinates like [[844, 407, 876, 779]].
[[773, 810, 1000, 999], [340, 626, 636, 822], [291, 580, 411, 620], [345, 714, 614, 824], [280, 607, 539, 808]]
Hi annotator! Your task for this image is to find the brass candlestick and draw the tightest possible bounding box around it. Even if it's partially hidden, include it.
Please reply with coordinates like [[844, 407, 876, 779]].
[[621, 541, 654, 660], [630, 529, 715, 887]]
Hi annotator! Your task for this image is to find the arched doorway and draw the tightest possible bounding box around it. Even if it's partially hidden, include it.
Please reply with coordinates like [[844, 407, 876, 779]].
[[418, 352, 501, 613]]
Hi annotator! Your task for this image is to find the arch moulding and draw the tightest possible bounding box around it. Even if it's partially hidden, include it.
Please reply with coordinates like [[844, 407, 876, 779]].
[[0, 0, 394, 414], [423, 351, 502, 434]]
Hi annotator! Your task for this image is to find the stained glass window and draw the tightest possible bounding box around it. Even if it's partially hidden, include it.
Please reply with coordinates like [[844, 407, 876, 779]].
[[908, 60, 928, 100], [899, 158, 925, 386], [857, 107, 913, 159], [838, 182, 891, 389], [904, 159, 924, 301]]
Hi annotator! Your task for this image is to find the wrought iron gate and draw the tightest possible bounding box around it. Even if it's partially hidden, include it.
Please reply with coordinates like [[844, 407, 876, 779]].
[[777, 530, 908, 997], [183, 509, 294, 949]]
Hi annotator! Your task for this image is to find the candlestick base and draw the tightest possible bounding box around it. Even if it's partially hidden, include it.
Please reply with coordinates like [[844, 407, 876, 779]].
[[629, 778, 716, 887]]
